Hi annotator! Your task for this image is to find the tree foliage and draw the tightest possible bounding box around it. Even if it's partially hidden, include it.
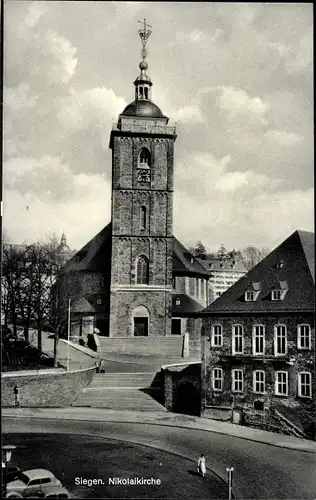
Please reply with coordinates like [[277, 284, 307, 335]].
[[1, 234, 68, 365], [189, 240, 270, 269]]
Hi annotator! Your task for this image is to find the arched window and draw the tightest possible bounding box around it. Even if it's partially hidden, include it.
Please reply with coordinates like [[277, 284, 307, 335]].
[[136, 255, 149, 284], [144, 87, 149, 99], [140, 206, 147, 230], [139, 148, 151, 167]]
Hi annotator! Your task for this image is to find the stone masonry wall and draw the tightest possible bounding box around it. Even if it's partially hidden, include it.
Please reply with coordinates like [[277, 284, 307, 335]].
[[201, 313, 315, 434], [110, 290, 171, 337], [1, 367, 95, 407], [163, 363, 201, 411], [109, 132, 175, 337]]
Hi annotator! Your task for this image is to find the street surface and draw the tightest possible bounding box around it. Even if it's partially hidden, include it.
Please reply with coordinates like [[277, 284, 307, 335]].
[[3, 416, 316, 499], [3, 433, 227, 499]]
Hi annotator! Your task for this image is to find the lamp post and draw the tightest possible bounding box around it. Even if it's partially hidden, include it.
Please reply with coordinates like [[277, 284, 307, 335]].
[[226, 467, 234, 500], [67, 299, 71, 372], [2, 445, 16, 497]]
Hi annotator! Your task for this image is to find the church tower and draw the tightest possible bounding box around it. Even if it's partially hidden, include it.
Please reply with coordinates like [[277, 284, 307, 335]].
[[109, 20, 177, 337]]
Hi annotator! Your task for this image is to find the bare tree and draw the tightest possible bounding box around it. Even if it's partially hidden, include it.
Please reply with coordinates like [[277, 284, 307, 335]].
[[240, 246, 270, 271]]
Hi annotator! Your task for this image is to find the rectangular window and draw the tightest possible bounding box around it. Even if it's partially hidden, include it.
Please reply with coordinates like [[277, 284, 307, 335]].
[[232, 325, 243, 354], [275, 371, 288, 396], [274, 325, 287, 355], [140, 206, 147, 230], [212, 324, 223, 347], [297, 324, 311, 349], [212, 368, 223, 391], [245, 291, 255, 301], [271, 289, 282, 301], [253, 370, 265, 393], [232, 369, 243, 392], [200, 279, 205, 300], [253, 325, 265, 355], [196, 278, 200, 299], [189, 278, 195, 296], [298, 372, 312, 398]]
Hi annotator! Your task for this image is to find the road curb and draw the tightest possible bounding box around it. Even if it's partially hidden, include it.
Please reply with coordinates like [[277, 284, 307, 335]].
[[2, 424, 237, 499], [2, 411, 315, 454]]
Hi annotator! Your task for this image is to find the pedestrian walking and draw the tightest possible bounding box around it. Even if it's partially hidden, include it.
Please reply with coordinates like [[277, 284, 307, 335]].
[[13, 385, 19, 407], [197, 453, 206, 478]]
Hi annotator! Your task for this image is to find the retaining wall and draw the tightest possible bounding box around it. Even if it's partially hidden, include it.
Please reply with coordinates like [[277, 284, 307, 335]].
[[1, 366, 95, 407]]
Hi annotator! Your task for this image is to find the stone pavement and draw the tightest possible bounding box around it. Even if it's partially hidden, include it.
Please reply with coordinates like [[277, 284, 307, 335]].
[[3, 406, 315, 453]]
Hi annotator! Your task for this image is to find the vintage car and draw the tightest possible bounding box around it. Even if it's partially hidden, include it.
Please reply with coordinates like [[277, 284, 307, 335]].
[[6, 469, 62, 498]]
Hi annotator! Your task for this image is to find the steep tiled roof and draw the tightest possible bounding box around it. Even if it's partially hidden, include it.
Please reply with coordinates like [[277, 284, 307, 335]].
[[173, 237, 210, 277], [172, 293, 204, 315], [61, 223, 112, 274], [297, 230, 315, 282], [201, 230, 315, 314], [62, 225, 209, 278]]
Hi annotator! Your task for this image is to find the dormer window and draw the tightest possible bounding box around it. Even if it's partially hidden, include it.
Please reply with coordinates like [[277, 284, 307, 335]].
[[276, 260, 285, 269], [245, 291, 255, 301], [272, 290, 282, 301], [271, 281, 288, 301], [245, 282, 260, 301]]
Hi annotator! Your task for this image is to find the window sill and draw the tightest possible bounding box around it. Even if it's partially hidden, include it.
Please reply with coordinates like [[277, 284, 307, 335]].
[[274, 393, 288, 397], [298, 395, 312, 399]]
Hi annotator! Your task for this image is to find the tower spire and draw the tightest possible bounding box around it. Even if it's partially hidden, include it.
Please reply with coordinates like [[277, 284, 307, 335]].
[[134, 18, 153, 101], [138, 18, 152, 62]]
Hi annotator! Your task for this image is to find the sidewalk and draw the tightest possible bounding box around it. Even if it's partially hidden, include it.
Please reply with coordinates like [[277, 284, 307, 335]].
[[3, 406, 315, 453], [29, 331, 97, 371]]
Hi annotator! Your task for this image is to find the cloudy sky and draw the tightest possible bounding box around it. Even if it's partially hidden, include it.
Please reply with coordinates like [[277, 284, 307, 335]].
[[3, 1, 313, 252]]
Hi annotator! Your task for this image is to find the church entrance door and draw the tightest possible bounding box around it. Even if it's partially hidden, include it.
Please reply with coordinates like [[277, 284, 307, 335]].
[[171, 318, 181, 335], [133, 317, 148, 336]]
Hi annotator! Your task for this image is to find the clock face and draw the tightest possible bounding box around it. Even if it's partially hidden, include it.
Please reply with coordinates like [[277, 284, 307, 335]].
[[137, 170, 151, 183]]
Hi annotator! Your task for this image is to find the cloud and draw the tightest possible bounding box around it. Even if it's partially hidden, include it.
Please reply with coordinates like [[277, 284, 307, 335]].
[[216, 86, 269, 123], [57, 87, 126, 132], [3, 2, 313, 253], [173, 104, 204, 124], [4, 173, 111, 248], [266, 130, 304, 147]]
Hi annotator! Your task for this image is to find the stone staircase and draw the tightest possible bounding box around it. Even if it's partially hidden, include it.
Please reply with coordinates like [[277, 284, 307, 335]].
[[73, 372, 166, 411]]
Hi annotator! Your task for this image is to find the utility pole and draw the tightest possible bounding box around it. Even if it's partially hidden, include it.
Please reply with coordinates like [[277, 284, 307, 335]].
[[226, 467, 234, 500], [67, 299, 71, 372]]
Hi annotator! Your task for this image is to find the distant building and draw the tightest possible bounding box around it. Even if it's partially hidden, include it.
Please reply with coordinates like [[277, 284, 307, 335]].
[[56, 233, 75, 267], [197, 258, 247, 303], [200, 230, 315, 439]]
